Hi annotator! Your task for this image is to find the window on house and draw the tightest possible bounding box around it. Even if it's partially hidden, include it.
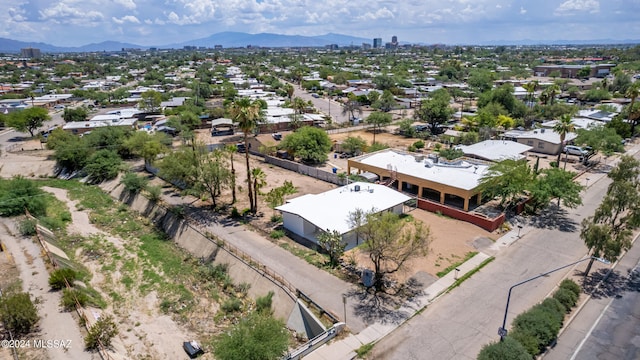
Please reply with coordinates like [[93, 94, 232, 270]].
[[527, 140, 534, 146], [538, 142, 545, 149]]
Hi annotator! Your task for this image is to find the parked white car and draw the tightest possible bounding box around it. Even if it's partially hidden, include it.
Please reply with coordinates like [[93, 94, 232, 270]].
[[563, 145, 589, 156]]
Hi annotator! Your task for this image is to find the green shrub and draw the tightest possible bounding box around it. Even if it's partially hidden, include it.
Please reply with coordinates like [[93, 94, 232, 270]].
[[256, 291, 274, 314], [146, 185, 162, 201], [221, 298, 242, 313], [230, 207, 242, 219], [61, 288, 88, 311], [84, 314, 118, 350], [48, 268, 78, 290], [120, 172, 149, 194], [236, 282, 251, 296], [536, 298, 566, 325], [477, 336, 531, 360], [413, 140, 425, 149], [512, 307, 561, 355], [509, 329, 540, 357], [0, 292, 39, 335], [270, 230, 285, 239], [199, 263, 229, 282], [553, 288, 578, 311], [270, 214, 283, 223], [559, 279, 581, 298], [19, 219, 37, 236]]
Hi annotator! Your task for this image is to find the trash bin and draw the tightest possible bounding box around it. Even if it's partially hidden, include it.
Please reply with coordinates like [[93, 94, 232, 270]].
[[334, 153, 338, 159], [332, 167, 337, 174]]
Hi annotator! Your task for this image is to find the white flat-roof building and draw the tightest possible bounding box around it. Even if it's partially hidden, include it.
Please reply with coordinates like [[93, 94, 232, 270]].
[[456, 140, 532, 162], [62, 118, 137, 135], [503, 128, 577, 156], [276, 182, 411, 249]]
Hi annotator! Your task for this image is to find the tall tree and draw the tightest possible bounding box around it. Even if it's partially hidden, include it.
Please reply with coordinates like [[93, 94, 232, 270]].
[[342, 100, 363, 122], [373, 90, 396, 112], [139, 90, 162, 113], [359, 212, 431, 292], [553, 114, 576, 166], [625, 82, 640, 135], [479, 159, 535, 209], [284, 83, 294, 102], [224, 144, 238, 204], [229, 98, 264, 213], [290, 97, 307, 130], [414, 88, 453, 134], [581, 155, 640, 276], [366, 111, 393, 144], [251, 167, 267, 213], [279, 126, 332, 164], [6, 107, 50, 136]]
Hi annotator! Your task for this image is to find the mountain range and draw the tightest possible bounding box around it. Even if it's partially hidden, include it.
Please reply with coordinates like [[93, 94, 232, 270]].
[[0, 32, 372, 53], [1, 32, 638, 53]]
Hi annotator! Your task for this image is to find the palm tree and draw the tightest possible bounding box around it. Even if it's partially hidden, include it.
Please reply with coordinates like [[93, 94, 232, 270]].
[[284, 83, 295, 102], [229, 98, 264, 213], [251, 167, 267, 213], [291, 97, 307, 130], [522, 80, 538, 107], [553, 114, 576, 167], [625, 82, 640, 135], [543, 84, 561, 105], [342, 100, 363, 122]]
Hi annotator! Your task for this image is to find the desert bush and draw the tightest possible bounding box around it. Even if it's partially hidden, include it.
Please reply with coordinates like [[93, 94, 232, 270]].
[[477, 336, 532, 360], [48, 268, 78, 290], [553, 288, 578, 311], [558, 279, 581, 298]]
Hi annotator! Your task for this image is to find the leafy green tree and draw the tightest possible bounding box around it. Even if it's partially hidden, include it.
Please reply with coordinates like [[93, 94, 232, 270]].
[[582, 88, 612, 102], [62, 107, 88, 122], [581, 155, 640, 276], [84, 126, 131, 158], [284, 83, 294, 102], [414, 88, 453, 134], [359, 212, 431, 292], [279, 126, 332, 164], [373, 90, 396, 112], [477, 336, 531, 360], [139, 90, 162, 113], [83, 149, 123, 183], [511, 306, 561, 355], [342, 100, 363, 121], [478, 83, 527, 118], [577, 66, 592, 78], [6, 107, 50, 136], [467, 69, 495, 94], [366, 111, 393, 144], [0, 177, 47, 217], [479, 159, 534, 208], [45, 128, 74, 150], [123, 131, 169, 164], [229, 98, 264, 213], [397, 118, 416, 138], [264, 180, 297, 212], [624, 82, 640, 135], [84, 314, 118, 350], [0, 292, 39, 335], [317, 229, 346, 267], [553, 114, 575, 165], [213, 313, 289, 360], [575, 125, 623, 155], [53, 135, 91, 173], [341, 136, 367, 155], [373, 75, 396, 91], [530, 167, 583, 209]]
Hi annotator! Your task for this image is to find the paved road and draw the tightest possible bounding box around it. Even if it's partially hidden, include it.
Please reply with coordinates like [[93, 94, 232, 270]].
[[369, 159, 620, 359], [545, 241, 640, 360]]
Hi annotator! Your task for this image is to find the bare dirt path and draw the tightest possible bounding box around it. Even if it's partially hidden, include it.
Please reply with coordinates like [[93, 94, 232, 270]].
[[0, 218, 94, 360], [42, 187, 199, 360]]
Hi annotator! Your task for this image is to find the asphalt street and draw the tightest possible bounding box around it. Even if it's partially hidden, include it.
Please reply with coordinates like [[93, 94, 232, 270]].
[[369, 147, 639, 359]]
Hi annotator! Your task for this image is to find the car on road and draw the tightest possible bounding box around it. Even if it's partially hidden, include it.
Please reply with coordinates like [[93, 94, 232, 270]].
[[563, 145, 589, 156]]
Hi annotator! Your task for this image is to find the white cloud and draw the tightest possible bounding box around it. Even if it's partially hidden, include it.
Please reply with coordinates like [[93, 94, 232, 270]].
[[555, 0, 600, 15], [114, 0, 137, 10], [112, 15, 140, 24], [520, 6, 527, 14]]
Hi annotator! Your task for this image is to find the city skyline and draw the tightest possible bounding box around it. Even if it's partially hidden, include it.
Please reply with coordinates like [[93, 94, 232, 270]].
[[2, 0, 639, 47]]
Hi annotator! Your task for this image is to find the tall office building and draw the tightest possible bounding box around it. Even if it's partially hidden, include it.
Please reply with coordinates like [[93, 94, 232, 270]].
[[391, 35, 398, 44], [20, 47, 41, 58], [373, 38, 383, 48]]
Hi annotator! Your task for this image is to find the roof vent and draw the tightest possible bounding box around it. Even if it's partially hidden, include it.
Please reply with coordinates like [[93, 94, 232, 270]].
[[541, 128, 545, 133], [354, 185, 361, 192]]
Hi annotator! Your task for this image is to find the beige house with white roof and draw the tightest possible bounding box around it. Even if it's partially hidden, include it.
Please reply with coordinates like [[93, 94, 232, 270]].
[[348, 149, 490, 211]]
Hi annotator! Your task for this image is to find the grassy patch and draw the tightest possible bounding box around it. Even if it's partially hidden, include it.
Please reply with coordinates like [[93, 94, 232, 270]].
[[436, 251, 479, 278], [355, 342, 375, 358], [447, 256, 495, 292], [279, 243, 329, 269]]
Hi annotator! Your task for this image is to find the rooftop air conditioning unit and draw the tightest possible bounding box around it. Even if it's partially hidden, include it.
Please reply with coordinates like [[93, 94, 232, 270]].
[[354, 185, 361, 192], [415, 155, 425, 162]]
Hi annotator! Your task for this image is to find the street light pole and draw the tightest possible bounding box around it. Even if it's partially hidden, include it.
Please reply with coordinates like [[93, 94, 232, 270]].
[[498, 256, 610, 341]]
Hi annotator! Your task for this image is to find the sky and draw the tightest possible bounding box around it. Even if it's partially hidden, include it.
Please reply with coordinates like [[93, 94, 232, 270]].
[[1, 0, 639, 47]]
